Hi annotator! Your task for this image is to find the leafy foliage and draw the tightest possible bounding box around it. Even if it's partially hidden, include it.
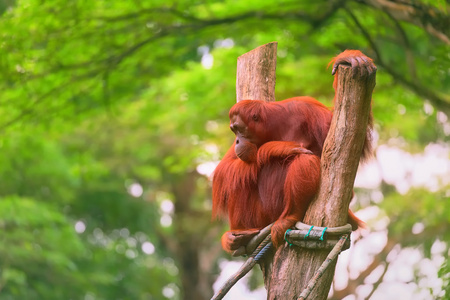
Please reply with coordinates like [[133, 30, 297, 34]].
[[0, 196, 86, 299], [0, 0, 448, 299]]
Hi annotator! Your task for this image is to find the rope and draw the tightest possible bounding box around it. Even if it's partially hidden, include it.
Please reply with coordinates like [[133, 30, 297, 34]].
[[284, 229, 293, 247], [319, 227, 327, 241], [254, 242, 272, 262], [304, 225, 314, 240]]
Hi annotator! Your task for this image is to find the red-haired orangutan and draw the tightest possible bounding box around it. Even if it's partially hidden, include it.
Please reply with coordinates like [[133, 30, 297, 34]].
[[212, 50, 376, 254]]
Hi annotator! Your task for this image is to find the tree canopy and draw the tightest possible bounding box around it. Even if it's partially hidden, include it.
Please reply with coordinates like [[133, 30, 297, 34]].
[[0, 0, 449, 299]]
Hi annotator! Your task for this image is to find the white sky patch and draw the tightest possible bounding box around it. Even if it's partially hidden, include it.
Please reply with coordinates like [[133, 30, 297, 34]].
[[424, 102, 434, 115], [198, 38, 235, 70], [212, 260, 266, 299], [160, 199, 174, 214], [437, 111, 448, 123], [197, 161, 219, 177], [357, 144, 450, 194], [355, 160, 382, 189], [437, 111, 450, 136], [142, 241, 155, 255], [412, 222, 425, 234], [201, 53, 214, 69], [214, 38, 235, 49], [74, 221, 86, 233], [160, 215, 172, 227], [162, 285, 176, 298], [128, 182, 143, 197]]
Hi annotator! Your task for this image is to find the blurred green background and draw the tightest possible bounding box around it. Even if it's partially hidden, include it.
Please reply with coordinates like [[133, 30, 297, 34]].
[[0, 0, 449, 299]]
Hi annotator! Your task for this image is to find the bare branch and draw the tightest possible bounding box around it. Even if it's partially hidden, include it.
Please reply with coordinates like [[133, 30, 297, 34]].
[[362, 0, 450, 45], [0, 83, 70, 132], [92, 6, 204, 22], [382, 9, 417, 81], [344, 8, 450, 115]]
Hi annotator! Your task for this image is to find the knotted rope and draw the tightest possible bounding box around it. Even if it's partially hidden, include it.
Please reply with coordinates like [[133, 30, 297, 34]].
[[211, 222, 353, 300]]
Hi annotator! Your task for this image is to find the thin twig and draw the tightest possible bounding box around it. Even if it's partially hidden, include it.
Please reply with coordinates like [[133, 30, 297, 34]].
[[364, 261, 390, 300]]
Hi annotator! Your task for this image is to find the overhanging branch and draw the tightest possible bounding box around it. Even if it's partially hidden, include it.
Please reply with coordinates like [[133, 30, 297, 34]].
[[344, 8, 450, 115], [361, 0, 450, 45]]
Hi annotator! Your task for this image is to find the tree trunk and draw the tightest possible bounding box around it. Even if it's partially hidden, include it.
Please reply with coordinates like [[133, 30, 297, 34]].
[[170, 171, 215, 300], [236, 42, 277, 102]]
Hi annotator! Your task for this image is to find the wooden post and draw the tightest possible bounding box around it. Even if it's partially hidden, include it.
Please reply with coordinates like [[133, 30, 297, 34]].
[[234, 43, 375, 299], [236, 42, 277, 102]]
